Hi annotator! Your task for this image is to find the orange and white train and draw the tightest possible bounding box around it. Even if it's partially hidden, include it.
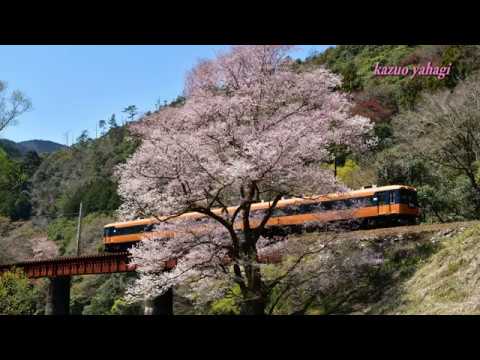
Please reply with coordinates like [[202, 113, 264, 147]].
[[103, 185, 420, 252]]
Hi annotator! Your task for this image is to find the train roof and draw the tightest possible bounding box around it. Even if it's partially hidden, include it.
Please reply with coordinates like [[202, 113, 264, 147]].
[[104, 185, 416, 228]]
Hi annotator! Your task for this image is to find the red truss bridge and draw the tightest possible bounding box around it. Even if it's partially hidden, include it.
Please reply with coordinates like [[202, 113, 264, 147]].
[[0, 250, 281, 315], [0, 252, 137, 278], [0, 252, 280, 279]]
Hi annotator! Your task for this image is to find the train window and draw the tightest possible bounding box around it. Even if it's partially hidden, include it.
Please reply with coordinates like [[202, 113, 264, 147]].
[[112, 225, 148, 236], [104, 227, 114, 237], [393, 190, 401, 204], [410, 192, 418, 208], [352, 197, 371, 207], [331, 200, 341, 209], [298, 204, 319, 213], [375, 191, 391, 205], [322, 202, 333, 210], [403, 189, 418, 208], [283, 205, 301, 215], [104, 224, 159, 237], [269, 197, 379, 215], [265, 205, 293, 217], [272, 208, 288, 216]]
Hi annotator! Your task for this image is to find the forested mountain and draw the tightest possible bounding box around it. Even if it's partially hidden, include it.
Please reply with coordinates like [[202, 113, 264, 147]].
[[0, 139, 23, 158], [17, 140, 67, 154], [0, 139, 66, 157]]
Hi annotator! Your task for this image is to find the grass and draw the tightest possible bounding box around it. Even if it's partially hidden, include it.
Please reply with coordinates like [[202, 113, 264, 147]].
[[368, 223, 480, 314]]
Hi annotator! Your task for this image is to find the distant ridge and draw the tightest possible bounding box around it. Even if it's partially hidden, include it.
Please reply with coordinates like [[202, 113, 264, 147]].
[[0, 139, 67, 157], [17, 140, 67, 154]]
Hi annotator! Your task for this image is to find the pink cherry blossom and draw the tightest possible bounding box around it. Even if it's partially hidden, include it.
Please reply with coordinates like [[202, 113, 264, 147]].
[[117, 45, 374, 314]]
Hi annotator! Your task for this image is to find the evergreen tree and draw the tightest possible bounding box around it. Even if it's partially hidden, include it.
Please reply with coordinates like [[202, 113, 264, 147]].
[[108, 114, 118, 129], [122, 105, 138, 124]]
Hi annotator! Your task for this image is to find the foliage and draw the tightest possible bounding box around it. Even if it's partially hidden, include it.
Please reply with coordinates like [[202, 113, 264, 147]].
[[0, 149, 32, 220], [122, 105, 138, 123], [209, 284, 241, 315], [68, 273, 142, 315], [59, 178, 121, 218], [110, 298, 143, 315], [304, 45, 480, 111], [393, 76, 480, 217], [46, 213, 114, 256], [46, 217, 77, 255], [0, 268, 37, 315], [335, 159, 360, 184], [31, 125, 139, 218], [302, 45, 480, 161], [81, 273, 142, 315], [0, 139, 23, 158]]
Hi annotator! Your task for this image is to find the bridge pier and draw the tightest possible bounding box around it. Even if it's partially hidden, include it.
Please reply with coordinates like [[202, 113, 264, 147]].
[[144, 288, 173, 315], [45, 276, 71, 315]]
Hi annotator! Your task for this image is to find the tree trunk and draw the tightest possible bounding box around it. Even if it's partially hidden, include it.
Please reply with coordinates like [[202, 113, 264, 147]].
[[240, 264, 266, 315], [144, 288, 174, 315], [240, 297, 266, 315]]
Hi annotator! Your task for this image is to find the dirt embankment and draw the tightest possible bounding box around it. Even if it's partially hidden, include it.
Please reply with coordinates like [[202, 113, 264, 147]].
[[0, 219, 56, 264], [0, 213, 114, 264]]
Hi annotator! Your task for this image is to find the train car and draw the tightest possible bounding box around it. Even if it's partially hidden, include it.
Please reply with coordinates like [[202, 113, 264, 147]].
[[103, 185, 420, 252]]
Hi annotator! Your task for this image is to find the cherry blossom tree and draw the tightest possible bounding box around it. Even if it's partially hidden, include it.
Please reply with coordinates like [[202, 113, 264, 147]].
[[117, 45, 374, 315]]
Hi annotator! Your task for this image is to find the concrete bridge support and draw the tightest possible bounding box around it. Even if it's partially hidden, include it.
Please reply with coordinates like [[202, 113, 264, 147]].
[[144, 288, 174, 315], [45, 276, 71, 315]]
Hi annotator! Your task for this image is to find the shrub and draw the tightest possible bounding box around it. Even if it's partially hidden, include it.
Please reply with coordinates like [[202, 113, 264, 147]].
[[0, 269, 37, 315]]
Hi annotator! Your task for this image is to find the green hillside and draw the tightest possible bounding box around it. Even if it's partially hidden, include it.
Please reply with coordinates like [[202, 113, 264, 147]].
[[31, 125, 139, 219], [300, 45, 480, 224]]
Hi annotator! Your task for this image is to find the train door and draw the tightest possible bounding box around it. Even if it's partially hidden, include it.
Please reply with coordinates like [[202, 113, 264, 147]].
[[376, 191, 392, 216]]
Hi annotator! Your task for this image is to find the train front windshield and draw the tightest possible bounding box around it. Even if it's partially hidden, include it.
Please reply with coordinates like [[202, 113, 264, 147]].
[[395, 189, 418, 208], [104, 227, 117, 237]]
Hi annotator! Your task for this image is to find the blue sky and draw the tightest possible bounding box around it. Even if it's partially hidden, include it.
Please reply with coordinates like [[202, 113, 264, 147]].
[[0, 45, 332, 144]]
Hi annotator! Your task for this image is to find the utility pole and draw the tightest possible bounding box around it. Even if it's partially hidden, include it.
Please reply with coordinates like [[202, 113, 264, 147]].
[[64, 131, 70, 147], [76, 202, 83, 257]]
